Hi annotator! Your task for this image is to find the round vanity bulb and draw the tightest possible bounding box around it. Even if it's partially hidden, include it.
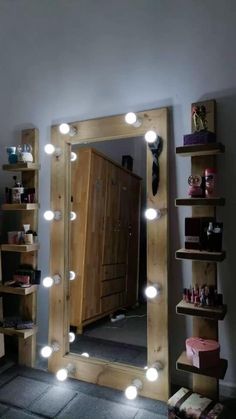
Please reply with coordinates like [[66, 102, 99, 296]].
[[70, 152, 77, 162], [56, 368, 68, 381], [69, 271, 76, 281], [145, 285, 158, 299], [81, 352, 89, 358], [145, 130, 157, 143], [44, 144, 55, 155], [70, 211, 77, 221], [42, 276, 54, 288], [125, 385, 138, 400], [125, 112, 137, 125], [44, 210, 54, 221], [145, 367, 159, 382], [145, 208, 160, 220], [40, 345, 53, 358], [69, 332, 76, 343], [59, 123, 70, 135]]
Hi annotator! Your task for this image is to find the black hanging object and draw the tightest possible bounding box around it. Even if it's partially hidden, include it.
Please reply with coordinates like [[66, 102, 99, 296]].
[[148, 136, 163, 196]]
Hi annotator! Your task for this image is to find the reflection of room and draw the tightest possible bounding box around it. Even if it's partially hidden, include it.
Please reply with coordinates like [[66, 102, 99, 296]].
[[70, 138, 147, 367]]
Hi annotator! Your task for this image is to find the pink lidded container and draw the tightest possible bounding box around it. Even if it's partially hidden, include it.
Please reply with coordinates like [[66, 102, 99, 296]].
[[205, 168, 217, 197]]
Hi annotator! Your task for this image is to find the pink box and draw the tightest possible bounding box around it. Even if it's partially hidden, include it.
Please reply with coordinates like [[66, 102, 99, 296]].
[[186, 337, 220, 369]]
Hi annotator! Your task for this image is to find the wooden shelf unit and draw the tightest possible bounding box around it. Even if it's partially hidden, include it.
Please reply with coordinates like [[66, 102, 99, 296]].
[[1, 203, 39, 211], [0, 326, 37, 339], [0, 128, 39, 368], [176, 143, 225, 157], [176, 352, 227, 380], [175, 248, 226, 262], [1, 244, 39, 253], [175, 100, 226, 400], [176, 300, 227, 321], [175, 197, 225, 207], [0, 285, 37, 295]]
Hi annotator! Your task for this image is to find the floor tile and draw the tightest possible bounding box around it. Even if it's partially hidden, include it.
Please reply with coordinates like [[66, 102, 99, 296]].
[[30, 385, 77, 418], [0, 376, 50, 408]]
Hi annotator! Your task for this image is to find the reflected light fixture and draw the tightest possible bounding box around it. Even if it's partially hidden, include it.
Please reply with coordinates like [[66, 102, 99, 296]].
[[70, 211, 77, 221], [44, 144, 62, 157], [125, 112, 142, 127], [144, 130, 157, 143], [145, 362, 163, 382], [69, 271, 76, 281], [145, 284, 161, 299], [59, 123, 77, 137], [42, 274, 61, 288], [69, 332, 76, 343], [70, 151, 77, 162], [144, 208, 161, 221], [56, 363, 75, 381], [81, 352, 90, 358], [125, 379, 143, 400], [43, 210, 62, 221], [40, 342, 60, 358]]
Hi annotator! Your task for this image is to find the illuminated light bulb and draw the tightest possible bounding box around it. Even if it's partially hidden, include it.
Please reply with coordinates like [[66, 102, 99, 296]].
[[69, 271, 76, 281], [145, 284, 161, 299], [70, 211, 77, 221], [125, 379, 142, 400], [145, 130, 157, 143], [56, 368, 68, 381], [125, 112, 142, 127], [59, 123, 70, 134], [144, 208, 161, 221], [44, 144, 55, 155], [41, 345, 53, 358], [145, 362, 163, 382], [81, 352, 89, 358], [43, 210, 54, 221], [43, 210, 62, 221], [42, 274, 61, 288], [40, 342, 60, 358], [59, 123, 77, 137], [69, 332, 76, 343], [70, 152, 77, 162]]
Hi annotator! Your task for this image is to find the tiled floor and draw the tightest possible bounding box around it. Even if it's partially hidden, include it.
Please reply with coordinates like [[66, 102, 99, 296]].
[[0, 364, 167, 418]]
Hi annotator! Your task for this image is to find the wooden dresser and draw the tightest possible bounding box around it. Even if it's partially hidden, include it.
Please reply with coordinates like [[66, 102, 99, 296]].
[[70, 148, 141, 333]]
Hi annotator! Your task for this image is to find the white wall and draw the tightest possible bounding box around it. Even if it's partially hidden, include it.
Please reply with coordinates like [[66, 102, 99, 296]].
[[0, 0, 236, 395]]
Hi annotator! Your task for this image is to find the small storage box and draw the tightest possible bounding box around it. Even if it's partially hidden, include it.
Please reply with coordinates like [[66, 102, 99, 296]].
[[186, 337, 220, 369], [168, 387, 224, 418]]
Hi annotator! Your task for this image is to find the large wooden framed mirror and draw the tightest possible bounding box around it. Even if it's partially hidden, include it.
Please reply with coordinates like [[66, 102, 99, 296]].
[[48, 107, 169, 401]]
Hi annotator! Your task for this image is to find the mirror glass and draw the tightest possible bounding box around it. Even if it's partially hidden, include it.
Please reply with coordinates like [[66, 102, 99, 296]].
[[69, 136, 148, 368]]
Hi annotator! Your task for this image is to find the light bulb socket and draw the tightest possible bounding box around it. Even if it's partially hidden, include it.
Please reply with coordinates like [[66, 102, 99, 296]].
[[51, 341, 60, 352], [68, 126, 78, 137], [153, 361, 163, 371], [133, 117, 142, 128], [54, 147, 62, 157], [66, 363, 76, 375], [132, 379, 143, 390], [53, 274, 61, 285], [54, 211, 62, 221]]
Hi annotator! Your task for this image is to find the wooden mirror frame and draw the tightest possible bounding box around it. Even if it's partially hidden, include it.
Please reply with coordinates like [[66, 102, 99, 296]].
[[48, 107, 169, 401]]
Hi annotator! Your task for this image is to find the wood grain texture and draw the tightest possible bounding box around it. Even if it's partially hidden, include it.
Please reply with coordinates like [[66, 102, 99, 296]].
[[176, 143, 224, 157], [176, 300, 227, 321], [176, 351, 227, 380], [175, 198, 225, 207], [48, 108, 169, 401]]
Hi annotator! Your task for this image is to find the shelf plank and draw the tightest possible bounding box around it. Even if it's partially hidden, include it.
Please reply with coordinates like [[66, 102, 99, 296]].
[[1, 244, 39, 252], [0, 325, 37, 339], [176, 143, 225, 157], [176, 300, 227, 321], [2, 163, 40, 171], [1, 203, 39, 211], [175, 197, 225, 207], [175, 248, 226, 262], [176, 351, 227, 379], [0, 285, 37, 295]]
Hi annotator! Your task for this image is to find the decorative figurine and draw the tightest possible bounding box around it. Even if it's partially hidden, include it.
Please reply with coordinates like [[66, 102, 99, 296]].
[[188, 174, 204, 197], [192, 105, 208, 132]]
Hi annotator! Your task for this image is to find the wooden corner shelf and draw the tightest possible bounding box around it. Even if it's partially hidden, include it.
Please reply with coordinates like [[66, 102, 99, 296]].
[[0, 285, 37, 295], [175, 197, 225, 207], [2, 163, 40, 171], [175, 248, 226, 262], [0, 325, 37, 339], [176, 143, 225, 157], [1, 203, 39, 211], [1, 243, 39, 252], [176, 351, 228, 380], [176, 300, 227, 321]]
